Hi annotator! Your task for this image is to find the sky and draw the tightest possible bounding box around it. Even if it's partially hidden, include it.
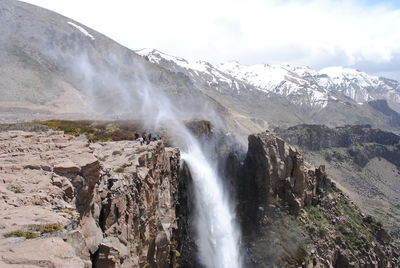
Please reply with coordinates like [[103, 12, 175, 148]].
[[21, 0, 400, 80]]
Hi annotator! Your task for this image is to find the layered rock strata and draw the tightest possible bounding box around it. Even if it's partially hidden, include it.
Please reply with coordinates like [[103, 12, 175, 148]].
[[0, 130, 181, 268], [239, 131, 399, 267]]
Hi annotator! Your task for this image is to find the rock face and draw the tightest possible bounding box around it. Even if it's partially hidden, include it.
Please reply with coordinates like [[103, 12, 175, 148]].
[[275, 124, 400, 151], [0, 129, 181, 267], [275, 124, 400, 246], [240, 131, 329, 218], [90, 140, 180, 267], [238, 131, 399, 267]]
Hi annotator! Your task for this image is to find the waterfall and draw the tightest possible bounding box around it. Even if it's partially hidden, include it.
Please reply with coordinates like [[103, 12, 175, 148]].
[[181, 134, 242, 268], [69, 53, 242, 266]]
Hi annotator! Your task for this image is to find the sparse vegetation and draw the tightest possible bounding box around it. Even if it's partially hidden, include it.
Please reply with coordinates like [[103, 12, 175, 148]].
[[115, 167, 125, 173], [34, 120, 141, 142], [5, 230, 38, 239], [5, 223, 63, 239], [30, 223, 63, 233], [8, 185, 23, 194], [294, 244, 308, 264], [59, 209, 74, 216]]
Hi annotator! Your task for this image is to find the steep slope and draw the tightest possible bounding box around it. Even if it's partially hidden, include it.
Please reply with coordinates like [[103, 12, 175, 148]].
[[137, 49, 400, 130], [275, 124, 400, 246], [0, 0, 199, 117], [0, 126, 185, 267], [0, 0, 265, 146], [320, 67, 400, 106], [235, 131, 399, 267]]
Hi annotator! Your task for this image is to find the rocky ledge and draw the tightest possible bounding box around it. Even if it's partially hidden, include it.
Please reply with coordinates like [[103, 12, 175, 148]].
[[238, 131, 399, 267], [0, 129, 181, 267]]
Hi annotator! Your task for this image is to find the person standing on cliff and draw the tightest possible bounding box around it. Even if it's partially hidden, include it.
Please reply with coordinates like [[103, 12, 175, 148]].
[[138, 137, 144, 145]]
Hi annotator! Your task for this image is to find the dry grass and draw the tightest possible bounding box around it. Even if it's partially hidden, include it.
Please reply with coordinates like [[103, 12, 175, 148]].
[[35, 120, 141, 142]]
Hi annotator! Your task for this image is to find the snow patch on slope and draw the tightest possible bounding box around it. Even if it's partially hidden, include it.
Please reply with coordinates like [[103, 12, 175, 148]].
[[136, 48, 400, 109], [67, 21, 95, 40]]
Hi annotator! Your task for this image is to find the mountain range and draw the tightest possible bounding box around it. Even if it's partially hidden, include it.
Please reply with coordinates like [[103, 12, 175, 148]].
[[138, 48, 400, 109], [1, 0, 400, 138], [137, 48, 400, 131], [1, 1, 400, 267]]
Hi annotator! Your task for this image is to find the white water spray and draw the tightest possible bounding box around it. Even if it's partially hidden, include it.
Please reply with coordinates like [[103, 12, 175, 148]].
[[136, 77, 242, 267], [66, 52, 242, 267], [181, 136, 242, 268]]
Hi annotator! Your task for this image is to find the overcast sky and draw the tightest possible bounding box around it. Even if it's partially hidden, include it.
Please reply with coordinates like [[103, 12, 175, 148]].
[[21, 0, 400, 80]]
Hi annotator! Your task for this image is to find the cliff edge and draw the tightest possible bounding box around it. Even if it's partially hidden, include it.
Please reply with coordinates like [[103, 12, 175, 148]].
[[239, 131, 399, 267], [0, 129, 181, 267]]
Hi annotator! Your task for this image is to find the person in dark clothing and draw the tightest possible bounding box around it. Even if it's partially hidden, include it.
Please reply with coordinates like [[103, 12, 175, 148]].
[[148, 133, 152, 142]]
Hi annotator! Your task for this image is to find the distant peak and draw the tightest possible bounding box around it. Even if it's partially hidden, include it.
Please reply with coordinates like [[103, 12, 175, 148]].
[[135, 48, 162, 56]]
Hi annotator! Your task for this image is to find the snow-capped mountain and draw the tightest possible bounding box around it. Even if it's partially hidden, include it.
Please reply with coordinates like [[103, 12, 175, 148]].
[[319, 67, 400, 104], [136, 49, 400, 110], [217, 61, 329, 108]]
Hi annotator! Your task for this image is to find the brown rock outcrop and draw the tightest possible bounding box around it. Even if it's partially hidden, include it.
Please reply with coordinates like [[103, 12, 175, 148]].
[[90, 140, 180, 267], [0, 130, 181, 268], [239, 131, 399, 267], [241, 131, 327, 219]]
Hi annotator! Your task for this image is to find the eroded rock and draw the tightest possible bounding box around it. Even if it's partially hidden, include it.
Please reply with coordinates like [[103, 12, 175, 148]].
[[0, 130, 181, 267]]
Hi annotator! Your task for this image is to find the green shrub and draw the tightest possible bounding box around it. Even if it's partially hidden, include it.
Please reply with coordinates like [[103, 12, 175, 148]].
[[31, 223, 63, 233], [115, 167, 125, 173], [5, 230, 38, 239]]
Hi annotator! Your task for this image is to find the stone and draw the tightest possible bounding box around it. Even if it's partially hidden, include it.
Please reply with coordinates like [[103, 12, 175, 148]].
[[0, 130, 181, 267]]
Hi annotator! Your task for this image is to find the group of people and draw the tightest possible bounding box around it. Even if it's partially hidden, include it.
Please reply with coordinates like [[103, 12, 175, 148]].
[[135, 132, 161, 145]]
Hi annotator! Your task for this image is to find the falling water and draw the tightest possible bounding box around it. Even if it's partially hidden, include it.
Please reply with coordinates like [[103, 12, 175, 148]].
[[62, 51, 242, 267], [137, 80, 242, 267], [181, 135, 242, 268], [140, 79, 243, 268]]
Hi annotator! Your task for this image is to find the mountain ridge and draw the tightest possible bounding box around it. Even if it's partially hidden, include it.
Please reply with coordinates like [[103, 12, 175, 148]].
[[137, 48, 400, 110]]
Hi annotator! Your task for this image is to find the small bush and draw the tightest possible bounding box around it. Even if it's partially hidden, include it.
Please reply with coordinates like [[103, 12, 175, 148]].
[[8, 185, 23, 194], [31, 223, 63, 233], [294, 244, 308, 264], [112, 151, 122, 156], [5, 230, 38, 239], [59, 209, 74, 216], [115, 167, 125, 173], [5, 223, 63, 239]]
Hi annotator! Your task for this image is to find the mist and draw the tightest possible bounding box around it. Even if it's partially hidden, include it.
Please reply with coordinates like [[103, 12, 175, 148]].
[[30, 22, 243, 266]]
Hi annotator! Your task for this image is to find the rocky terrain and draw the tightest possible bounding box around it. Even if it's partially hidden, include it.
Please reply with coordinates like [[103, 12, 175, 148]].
[[1, 122, 399, 267], [1, 0, 400, 267], [275, 124, 400, 247], [137, 49, 400, 131], [2, 0, 400, 141], [0, 126, 183, 267], [236, 131, 399, 267], [0, 0, 263, 147]]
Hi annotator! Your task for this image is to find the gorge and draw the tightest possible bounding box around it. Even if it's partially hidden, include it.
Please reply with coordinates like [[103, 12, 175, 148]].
[[1, 0, 400, 267]]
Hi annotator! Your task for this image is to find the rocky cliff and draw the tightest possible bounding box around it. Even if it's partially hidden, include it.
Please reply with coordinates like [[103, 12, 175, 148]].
[[238, 131, 399, 267], [0, 128, 182, 267], [275, 124, 400, 246]]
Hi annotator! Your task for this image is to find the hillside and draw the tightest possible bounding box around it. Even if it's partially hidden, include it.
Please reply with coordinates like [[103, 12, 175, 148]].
[[275, 124, 400, 246], [137, 49, 400, 130], [0, 0, 263, 145], [1, 1, 400, 267]]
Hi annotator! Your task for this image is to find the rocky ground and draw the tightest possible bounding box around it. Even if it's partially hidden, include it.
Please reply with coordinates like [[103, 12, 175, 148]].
[[236, 131, 399, 267], [0, 128, 181, 267], [275, 124, 400, 246]]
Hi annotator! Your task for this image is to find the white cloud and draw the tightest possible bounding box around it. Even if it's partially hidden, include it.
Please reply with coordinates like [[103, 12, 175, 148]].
[[20, 0, 400, 79]]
